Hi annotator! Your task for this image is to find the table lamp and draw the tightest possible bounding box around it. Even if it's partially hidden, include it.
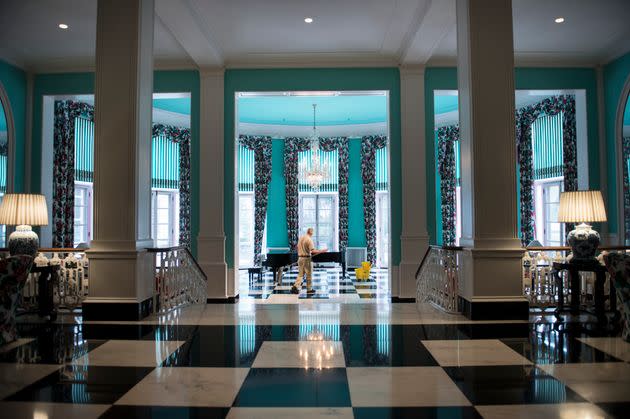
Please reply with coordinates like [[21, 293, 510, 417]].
[[558, 190, 607, 262], [0, 194, 49, 257]]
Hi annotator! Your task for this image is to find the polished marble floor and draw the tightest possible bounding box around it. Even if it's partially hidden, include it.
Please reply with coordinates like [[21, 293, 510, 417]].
[[0, 302, 629, 418], [239, 266, 390, 302]]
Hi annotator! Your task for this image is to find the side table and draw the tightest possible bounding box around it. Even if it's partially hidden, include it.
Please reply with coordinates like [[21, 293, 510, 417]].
[[31, 264, 61, 320], [552, 260, 615, 322]]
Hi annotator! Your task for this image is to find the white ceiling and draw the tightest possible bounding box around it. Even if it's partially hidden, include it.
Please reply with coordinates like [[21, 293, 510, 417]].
[[0, 0, 628, 71]]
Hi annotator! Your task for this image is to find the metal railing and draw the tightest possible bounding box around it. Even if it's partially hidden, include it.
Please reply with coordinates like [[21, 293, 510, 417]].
[[4, 244, 207, 315], [523, 245, 629, 311], [148, 246, 207, 314], [416, 246, 462, 314]]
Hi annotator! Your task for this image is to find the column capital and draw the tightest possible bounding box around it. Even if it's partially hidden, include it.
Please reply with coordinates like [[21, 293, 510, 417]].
[[200, 67, 225, 78], [399, 65, 425, 77]]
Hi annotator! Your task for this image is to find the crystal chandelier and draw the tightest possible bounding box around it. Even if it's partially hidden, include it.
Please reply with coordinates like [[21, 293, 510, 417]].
[[301, 104, 329, 191]]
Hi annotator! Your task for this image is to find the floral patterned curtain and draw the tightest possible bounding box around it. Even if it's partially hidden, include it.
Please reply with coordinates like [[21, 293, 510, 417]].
[[152, 124, 192, 248], [515, 95, 577, 245], [623, 137, 630, 242], [361, 135, 388, 264], [239, 135, 273, 265], [437, 125, 459, 246], [283, 137, 350, 251], [53, 100, 94, 248]]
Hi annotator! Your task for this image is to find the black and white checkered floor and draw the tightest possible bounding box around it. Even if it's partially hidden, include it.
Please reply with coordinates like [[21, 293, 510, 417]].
[[1, 303, 629, 418], [240, 266, 390, 301]]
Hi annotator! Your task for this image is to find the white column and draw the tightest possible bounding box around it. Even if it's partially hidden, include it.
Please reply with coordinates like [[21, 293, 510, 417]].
[[84, 0, 155, 320], [197, 69, 230, 300], [456, 0, 527, 319], [399, 66, 430, 299]]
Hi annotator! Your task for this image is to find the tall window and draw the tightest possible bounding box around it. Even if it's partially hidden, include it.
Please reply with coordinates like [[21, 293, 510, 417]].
[[151, 134, 180, 247], [71, 117, 182, 247], [238, 144, 257, 267], [298, 148, 339, 251], [73, 117, 94, 247], [375, 147, 389, 267], [532, 112, 564, 246]]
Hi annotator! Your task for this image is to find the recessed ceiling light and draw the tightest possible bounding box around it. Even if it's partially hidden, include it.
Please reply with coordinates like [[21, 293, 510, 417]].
[[58, 23, 69, 29], [554, 17, 564, 23], [304, 17, 313, 23]]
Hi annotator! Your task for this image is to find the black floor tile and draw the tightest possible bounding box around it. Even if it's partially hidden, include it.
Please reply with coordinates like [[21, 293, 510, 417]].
[[595, 402, 630, 419], [233, 368, 351, 407], [0, 335, 106, 365], [443, 365, 587, 405], [5, 365, 154, 404], [100, 405, 230, 419], [502, 335, 623, 364], [342, 325, 439, 366], [353, 407, 483, 419], [456, 323, 530, 340], [165, 326, 270, 367]]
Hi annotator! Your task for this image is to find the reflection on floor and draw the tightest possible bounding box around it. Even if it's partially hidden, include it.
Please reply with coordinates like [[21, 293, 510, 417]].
[[0, 303, 628, 418], [239, 266, 390, 302]]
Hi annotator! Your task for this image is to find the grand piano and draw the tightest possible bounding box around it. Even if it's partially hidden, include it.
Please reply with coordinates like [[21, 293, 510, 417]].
[[262, 250, 346, 284]]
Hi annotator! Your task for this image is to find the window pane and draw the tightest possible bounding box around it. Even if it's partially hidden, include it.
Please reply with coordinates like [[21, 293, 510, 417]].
[[157, 194, 169, 208], [549, 185, 560, 202], [302, 197, 316, 210], [157, 208, 169, 224]]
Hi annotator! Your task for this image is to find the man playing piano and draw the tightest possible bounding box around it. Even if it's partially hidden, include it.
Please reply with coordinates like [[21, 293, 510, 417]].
[[291, 227, 327, 294]]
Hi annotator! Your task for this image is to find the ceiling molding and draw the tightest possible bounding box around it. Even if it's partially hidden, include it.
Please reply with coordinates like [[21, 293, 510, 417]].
[[224, 52, 399, 69], [397, 0, 432, 63], [400, 0, 455, 65], [0, 47, 28, 71], [155, 0, 223, 68]]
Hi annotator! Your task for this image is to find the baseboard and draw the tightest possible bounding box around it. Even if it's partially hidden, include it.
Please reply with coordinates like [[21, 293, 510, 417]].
[[206, 294, 239, 304], [458, 296, 529, 320], [82, 297, 153, 321], [391, 296, 416, 303]]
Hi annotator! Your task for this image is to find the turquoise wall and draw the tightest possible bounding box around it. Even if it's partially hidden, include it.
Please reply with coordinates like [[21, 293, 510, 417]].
[[264, 136, 367, 248], [0, 60, 27, 192], [266, 139, 287, 247], [30, 70, 201, 255], [225, 68, 401, 268], [348, 137, 367, 246], [603, 51, 630, 236], [425, 67, 601, 244]]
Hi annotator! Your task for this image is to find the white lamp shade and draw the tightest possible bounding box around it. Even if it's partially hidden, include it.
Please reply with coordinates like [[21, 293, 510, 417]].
[[558, 190, 607, 223], [0, 194, 49, 226]]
